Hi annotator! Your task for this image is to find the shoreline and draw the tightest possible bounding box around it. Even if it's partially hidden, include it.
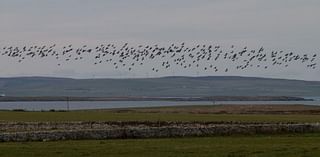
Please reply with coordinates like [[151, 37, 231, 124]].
[[2, 104, 320, 114], [0, 96, 312, 102]]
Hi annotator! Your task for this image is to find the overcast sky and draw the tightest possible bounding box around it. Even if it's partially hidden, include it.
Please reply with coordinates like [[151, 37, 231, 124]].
[[0, 0, 319, 81]]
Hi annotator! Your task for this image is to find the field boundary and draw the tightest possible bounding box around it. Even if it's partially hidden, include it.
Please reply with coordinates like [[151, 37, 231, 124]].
[[1, 121, 320, 142]]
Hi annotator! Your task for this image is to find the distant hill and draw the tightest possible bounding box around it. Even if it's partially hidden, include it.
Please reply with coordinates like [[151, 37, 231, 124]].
[[0, 76, 319, 97]]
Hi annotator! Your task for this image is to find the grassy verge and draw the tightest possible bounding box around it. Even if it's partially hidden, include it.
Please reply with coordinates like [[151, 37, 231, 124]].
[[0, 111, 320, 123], [0, 134, 319, 157]]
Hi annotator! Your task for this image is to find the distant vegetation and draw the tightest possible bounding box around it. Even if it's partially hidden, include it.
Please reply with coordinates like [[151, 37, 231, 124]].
[[1, 105, 320, 123]]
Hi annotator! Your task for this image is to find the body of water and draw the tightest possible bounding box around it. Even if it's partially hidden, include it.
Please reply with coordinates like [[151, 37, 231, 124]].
[[0, 99, 319, 111]]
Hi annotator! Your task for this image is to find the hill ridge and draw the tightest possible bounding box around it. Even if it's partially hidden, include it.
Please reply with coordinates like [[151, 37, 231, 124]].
[[0, 76, 319, 97]]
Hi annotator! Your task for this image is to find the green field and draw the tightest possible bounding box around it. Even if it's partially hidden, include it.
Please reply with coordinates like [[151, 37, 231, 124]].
[[0, 134, 319, 157], [1, 111, 320, 123], [1, 105, 320, 157]]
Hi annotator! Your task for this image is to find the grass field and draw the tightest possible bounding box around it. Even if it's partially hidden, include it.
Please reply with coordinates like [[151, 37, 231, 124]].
[[1, 105, 320, 157], [1, 111, 320, 122], [0, 134, 319, 157], [1, 105, 320, 123]]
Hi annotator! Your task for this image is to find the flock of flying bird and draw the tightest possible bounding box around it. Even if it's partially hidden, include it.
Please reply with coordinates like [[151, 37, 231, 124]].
[[0, 43, 318, 73]]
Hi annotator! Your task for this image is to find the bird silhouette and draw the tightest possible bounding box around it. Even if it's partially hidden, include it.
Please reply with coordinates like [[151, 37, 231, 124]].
[[0, 43, 318, 75]]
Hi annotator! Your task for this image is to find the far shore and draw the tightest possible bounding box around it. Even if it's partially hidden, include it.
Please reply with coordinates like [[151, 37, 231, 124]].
[[0, 96, 313, 102]]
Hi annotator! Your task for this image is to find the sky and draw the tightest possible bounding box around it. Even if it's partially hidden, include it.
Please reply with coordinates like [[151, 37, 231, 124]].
[[0, 0, 319, 81]]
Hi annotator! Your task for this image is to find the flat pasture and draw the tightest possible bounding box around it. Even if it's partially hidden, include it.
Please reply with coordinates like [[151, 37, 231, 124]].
[[0, 134, 320, 157]]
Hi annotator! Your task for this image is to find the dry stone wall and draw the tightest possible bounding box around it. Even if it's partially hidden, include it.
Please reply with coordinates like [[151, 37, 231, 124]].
[[0, 121, 320, 142]]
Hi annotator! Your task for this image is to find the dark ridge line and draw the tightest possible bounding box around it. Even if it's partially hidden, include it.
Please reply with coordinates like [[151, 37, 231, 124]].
[[0, 75, 319, 82]]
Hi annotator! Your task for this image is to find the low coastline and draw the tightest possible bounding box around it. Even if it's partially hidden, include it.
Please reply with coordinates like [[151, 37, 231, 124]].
[[0, 96, 312, 102]]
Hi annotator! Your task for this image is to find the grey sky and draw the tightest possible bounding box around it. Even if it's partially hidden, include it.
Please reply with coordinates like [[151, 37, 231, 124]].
[[0, 0, 319, 80]]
